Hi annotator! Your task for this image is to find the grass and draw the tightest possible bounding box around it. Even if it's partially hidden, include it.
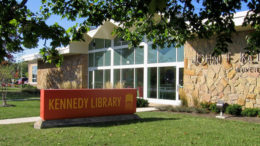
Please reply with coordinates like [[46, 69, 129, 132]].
[[0, 100, 40, 119], [1, 87, 40, 100], [0, 112, 260, 145]]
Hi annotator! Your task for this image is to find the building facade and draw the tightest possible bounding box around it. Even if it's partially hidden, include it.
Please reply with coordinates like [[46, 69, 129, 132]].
[[23, 11, 260, 107]]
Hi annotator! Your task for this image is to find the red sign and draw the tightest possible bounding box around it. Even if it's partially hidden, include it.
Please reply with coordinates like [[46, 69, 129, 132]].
[[40, 89, 137, 120]]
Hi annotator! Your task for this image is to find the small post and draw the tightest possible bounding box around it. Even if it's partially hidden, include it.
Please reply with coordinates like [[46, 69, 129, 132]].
[[216, 100, 225, 119]]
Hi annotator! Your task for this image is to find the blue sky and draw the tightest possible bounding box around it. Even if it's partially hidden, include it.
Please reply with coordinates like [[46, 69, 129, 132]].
[[15, 0, 250, 62]]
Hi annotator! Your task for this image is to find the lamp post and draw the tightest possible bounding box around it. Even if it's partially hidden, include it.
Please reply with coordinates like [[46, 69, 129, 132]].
[[216, 100, 225, 119]]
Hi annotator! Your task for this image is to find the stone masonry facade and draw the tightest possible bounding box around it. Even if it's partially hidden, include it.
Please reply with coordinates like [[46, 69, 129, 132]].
[[37, 54, 88, 89], [183, 30, 260, 108]]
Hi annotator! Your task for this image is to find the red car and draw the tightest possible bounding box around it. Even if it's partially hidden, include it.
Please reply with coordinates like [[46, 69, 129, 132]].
[[16, 77, 28, 85]]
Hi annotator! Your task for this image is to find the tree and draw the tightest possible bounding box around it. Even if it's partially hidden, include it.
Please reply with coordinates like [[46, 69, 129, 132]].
[[41, 0, 259, 56], [0, 62, 15, 107], [0, 1, 259, 65], [0, 0, 70, 65]]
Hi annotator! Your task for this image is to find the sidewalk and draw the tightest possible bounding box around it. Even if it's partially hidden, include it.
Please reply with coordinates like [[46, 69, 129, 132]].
[[0, 107, 158, 125]]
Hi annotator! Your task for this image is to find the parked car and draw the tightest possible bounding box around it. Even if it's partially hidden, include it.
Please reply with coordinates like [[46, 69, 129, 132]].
[[15, 77, 28, 85]]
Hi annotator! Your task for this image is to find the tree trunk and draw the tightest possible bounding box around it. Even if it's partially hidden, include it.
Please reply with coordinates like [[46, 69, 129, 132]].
[[1, 84, 7, 106]]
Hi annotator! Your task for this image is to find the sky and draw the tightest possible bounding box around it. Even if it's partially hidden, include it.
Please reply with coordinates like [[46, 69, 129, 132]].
[[14, 0, 250, 62]]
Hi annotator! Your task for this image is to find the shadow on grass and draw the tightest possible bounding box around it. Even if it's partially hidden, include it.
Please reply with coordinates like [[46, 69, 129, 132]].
[[5, 90, 39, 100], [85, 117, 180, 128], [50, 117, 180, 129]]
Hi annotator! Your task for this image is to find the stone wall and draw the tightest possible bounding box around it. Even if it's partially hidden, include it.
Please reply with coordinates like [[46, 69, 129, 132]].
[[37, 54, 88, 89], [183, 30, 260, 108]]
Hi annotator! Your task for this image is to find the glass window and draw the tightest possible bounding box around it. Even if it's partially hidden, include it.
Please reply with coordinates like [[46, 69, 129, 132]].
[[114, 69, 120, 86], [95, 52, 104, 67], [104, 70, 110, 83], [148, 67, 157, 98], [105, 39, 111, 48], [135, 68, 143, 97], [105, 51, 111, 66], [94, 70, 103, 88], [122, 48, 134, 65], [122, 69, 134, 88], [159, 45, 176, 63], [158, 67, 176, 100], [135, 47, 144, 64], [89, 40, 94, 50], [32, 66, 37, 82], [122, 39, 128, 45], [88, 53, 94, 67], [89, 71, 93, 89], [177, 46, 184, 62], [95, 38, 104, 49], [114, 49, 122, 65], [179, 68, 184, 87], [148, 45, 157, 63], [114, 37, 121, 46]]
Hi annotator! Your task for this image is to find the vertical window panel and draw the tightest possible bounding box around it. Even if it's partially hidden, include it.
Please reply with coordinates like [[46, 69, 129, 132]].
[[114, 37, 121, 46], [122, 48, 134, 65], [95, 52, 104, 67], [135, 47, 144, 64], [105, 39, 111, 48], [89, 40, 94, 50], [159, 67, 176, 100], [135, 68, 144, 97], [114, 69, 120, 86], [105, 51, 111, 66], [159, 45, 176, 63], [105, 69, 110, 83], [89, 71, 93, 89], [94, 70, 103, 88], [122, 69, 134, 88], [114, 49, 122, 65], [32, 66, 37, 82], [148, 67, 157, 98], [177, 46, 184, 62], [88, 53, 94, 67], [95, 38, 104, 49], [148, 45, 157, 63]]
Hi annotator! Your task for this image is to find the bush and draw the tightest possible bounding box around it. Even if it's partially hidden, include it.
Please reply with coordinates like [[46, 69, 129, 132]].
[[179, 88, 188, 107], [136, 98, 149, 107], [258, 111, 260, 117], [200, 102, 211, 110], [241, 108, 259, 117], [226, 104, 242, 116], [21, 85, 40, 94], [209, 103, 220, 113], [194, 108, 210, 114]]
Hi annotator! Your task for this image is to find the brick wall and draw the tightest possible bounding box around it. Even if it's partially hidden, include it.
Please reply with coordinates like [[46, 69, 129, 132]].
[[37, 54, 88, 89]]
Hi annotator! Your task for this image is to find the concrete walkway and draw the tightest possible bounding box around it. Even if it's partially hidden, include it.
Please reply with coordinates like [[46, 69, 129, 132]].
[[0, 107, 158, 125]]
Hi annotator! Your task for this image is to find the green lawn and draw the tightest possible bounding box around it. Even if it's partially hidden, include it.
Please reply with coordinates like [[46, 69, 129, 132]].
[[3, 87, 40, 100], [0, 100, 40, 119], [0, 112, 260, 145]]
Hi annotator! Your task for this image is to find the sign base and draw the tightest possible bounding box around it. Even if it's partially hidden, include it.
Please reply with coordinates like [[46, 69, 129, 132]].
[[34, 114, 140, 129]]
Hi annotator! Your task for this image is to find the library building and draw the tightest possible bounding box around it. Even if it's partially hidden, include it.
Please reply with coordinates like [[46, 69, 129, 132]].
[[22, 11, 260, 108]]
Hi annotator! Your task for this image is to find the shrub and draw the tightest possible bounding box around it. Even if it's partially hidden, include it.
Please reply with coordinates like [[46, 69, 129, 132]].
[[115, 82, 125, 89], [241, 108, 259, 117], [104, 82, 112, 89], [21, 88, 40, 94], [192, 96, 199, 107], [226, 104, 242, 116], [136, 98, 149, 107], [194, 108, 210, 114], [209, 103, 220, 113], [200, 102, 211, 110], [258, 111, 260, 117], [179, 88, 188, 107]]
